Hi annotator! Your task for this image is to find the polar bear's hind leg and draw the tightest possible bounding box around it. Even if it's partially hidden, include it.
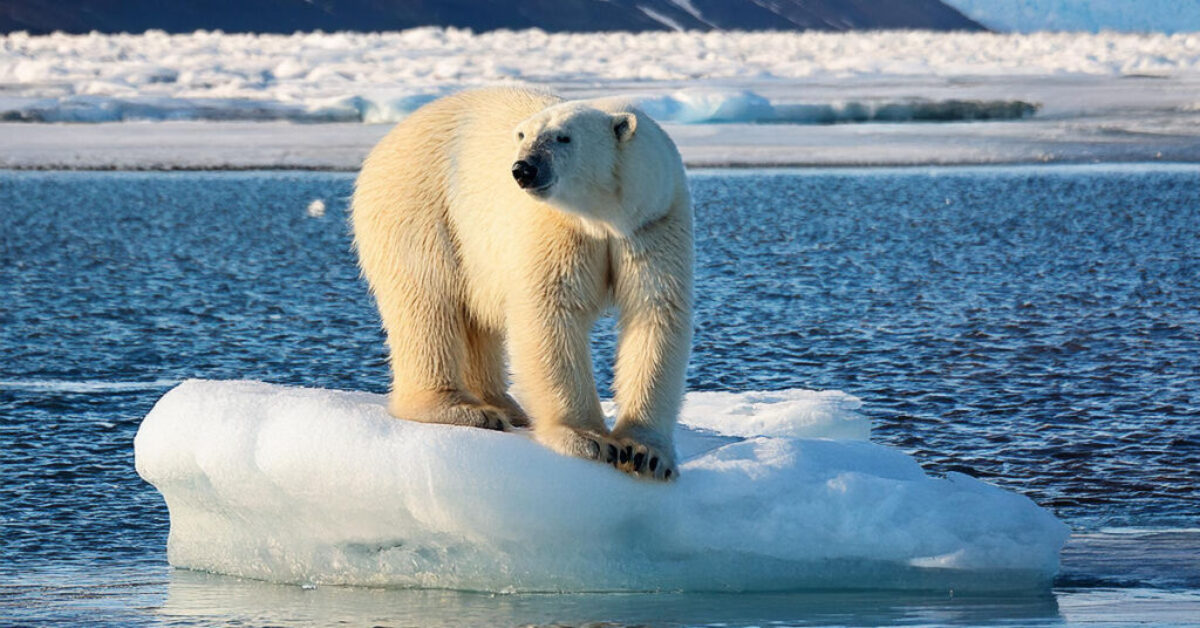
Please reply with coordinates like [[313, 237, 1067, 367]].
[[353, 176, 510, 432], [380, 277, 512, 431], [462, 321, 530, 428]]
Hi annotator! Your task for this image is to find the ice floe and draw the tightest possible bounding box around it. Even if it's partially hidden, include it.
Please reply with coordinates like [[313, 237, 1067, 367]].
[[134, 379, 1069, 592]]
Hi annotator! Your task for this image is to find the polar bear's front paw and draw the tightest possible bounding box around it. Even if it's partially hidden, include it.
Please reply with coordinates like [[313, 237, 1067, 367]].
[[611, 428, 677, 481], [483, 392, 531, 429], [536, 425, 621, 467]]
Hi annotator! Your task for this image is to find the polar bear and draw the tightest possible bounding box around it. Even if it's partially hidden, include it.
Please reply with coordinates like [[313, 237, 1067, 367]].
[[352, 88, 692, 480]]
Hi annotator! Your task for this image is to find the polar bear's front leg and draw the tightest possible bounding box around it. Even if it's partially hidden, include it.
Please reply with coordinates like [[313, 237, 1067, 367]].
[[507, 290, 619, 467], [610, 209, 694, 481], [609, 300, 691, 481]]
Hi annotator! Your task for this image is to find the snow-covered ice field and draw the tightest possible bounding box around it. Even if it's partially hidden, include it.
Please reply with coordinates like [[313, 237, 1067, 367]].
[[3, 29, 1200, 167], [5, 29, 1200, 119]]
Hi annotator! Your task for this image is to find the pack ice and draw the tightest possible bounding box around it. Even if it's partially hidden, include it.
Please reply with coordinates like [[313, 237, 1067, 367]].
[[134, 380, 1068, 592]]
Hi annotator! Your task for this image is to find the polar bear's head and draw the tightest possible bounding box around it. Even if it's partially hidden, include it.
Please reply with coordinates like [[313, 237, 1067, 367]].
[[511, 101, 637, 212]]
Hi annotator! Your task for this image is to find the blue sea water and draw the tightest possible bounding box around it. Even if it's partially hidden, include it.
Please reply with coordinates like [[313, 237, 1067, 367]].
[[1, 165, 1198, 625]]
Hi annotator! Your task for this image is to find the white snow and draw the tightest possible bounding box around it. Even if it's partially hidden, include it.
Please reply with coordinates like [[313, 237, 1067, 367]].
[[671, 389, 870, 440], [3, 29, 1200, 124], [667, 0, 708, 24], [134, 379, 1068, 592], [945, 1, 1200, 35], [638, 7, 686, 32]]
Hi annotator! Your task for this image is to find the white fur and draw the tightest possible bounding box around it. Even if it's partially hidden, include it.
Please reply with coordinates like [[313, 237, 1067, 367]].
[[352, 88, 693, 480]]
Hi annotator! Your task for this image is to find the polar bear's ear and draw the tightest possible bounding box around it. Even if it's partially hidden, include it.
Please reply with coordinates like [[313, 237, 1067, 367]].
[[613, 112, 637, 143]]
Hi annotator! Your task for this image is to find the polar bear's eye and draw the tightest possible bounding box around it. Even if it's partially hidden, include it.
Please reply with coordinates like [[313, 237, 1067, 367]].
[[517, 132, 525, 141], [556, 135, 571, 144]]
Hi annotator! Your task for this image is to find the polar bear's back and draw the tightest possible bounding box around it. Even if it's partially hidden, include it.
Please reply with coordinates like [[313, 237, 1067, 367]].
[[351, 88, 564, 331], [355, 88, 560, 216]]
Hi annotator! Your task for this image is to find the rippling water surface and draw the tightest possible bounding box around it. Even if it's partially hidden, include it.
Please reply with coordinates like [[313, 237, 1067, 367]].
[[1, 166, 1198, 625]]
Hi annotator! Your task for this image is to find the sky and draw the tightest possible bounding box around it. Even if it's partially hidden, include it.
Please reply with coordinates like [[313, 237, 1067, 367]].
[[943, 0, 1200, 33]]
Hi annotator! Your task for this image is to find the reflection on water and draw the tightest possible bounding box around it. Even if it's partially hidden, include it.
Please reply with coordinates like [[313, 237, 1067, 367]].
[[160, 571, 1063, 627], [0, 563, 1062, 627], [3, 562, 1196, 627], [6, 530, 1200, 626]]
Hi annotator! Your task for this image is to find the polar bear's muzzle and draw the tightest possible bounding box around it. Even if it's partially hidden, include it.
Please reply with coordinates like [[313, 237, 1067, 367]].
[[512, 155, 553, 193]]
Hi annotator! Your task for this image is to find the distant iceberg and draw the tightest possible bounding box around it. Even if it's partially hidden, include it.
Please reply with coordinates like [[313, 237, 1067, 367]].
[[944, 0, 1200, 35], [135, 380, 1068, 592]]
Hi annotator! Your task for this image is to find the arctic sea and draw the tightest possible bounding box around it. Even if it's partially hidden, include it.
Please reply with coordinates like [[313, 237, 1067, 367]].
[[1, 166, 1198, 625]]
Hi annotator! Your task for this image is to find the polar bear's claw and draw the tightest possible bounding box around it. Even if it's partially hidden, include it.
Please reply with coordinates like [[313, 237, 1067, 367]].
[[613, 436, 676, 481], [485, 393, 530, 429]]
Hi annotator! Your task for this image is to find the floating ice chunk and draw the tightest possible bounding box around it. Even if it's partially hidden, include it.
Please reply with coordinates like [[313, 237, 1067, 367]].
[[135, 380, 1068, 592], [305, 199, 326, 217], [636, 89, 775, 124], [678, 389, 869, 440]]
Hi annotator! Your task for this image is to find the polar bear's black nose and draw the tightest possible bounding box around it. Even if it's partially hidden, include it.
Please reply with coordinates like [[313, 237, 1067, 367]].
[[512, 160, 539, 189]]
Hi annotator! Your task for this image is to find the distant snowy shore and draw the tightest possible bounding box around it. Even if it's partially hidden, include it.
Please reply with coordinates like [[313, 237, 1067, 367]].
[[3, 29, 1199, 168], [3, 29, 1200, 124]]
